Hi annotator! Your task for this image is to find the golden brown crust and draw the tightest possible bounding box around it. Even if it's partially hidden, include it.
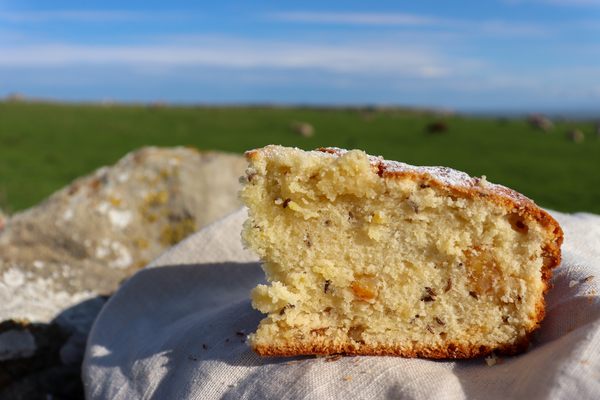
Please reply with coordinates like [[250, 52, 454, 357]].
[[245, 145, 563, 358], [253, 334, 531, 359]]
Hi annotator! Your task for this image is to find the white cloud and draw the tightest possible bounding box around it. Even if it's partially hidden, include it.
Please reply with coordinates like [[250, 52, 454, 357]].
[[0, 10, 191, 22], [268, 11, 437, 26], [266, 11, 551, 38], [476, 21, 550, 37], [0, 39, 476, 78]]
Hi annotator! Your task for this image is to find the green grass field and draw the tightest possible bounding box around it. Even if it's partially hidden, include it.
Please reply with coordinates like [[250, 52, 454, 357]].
[[0, 101, 598, 214]]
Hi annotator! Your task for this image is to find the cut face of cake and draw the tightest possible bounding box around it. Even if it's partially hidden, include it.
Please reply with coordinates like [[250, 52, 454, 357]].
[[241, 145, 563, 358]]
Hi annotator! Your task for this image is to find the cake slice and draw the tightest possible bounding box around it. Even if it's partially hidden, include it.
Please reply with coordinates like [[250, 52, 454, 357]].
[[241, 145, 563, 358]]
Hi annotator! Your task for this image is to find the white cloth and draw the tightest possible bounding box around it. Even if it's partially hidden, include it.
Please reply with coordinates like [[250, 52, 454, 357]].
[[83, 208, 600, 399]]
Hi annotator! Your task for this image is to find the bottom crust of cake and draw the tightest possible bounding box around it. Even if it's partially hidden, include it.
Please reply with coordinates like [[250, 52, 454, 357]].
[[252, 335, 531, 359]]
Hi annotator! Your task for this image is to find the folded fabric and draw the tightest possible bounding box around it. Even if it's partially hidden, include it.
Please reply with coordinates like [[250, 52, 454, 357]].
[[83, 208, 600, 400]]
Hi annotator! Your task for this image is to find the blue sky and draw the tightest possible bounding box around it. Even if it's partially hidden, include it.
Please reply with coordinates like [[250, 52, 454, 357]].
[[1, 0, 599, 112]]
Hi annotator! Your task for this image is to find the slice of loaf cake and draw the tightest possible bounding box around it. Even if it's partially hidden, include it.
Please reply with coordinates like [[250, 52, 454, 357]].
[[241, 145, 562, 358]]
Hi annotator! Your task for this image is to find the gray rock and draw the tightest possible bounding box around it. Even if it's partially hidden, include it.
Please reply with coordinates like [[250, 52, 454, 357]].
[[0, 146, 246, 397], [0, 146, 246, 322]]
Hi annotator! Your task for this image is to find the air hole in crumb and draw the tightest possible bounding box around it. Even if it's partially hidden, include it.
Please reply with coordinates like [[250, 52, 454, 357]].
[[508, 213, 529, 234], [348, 325, 366, 343], [435, 317, 445, 326], [439, 332, 448, 340], [282, 198, 291, 208], [324, 280, 331, 293], [279, 304, 295, 315], [304, 233, 312, 247], [421, 287, 437, 302], [407, 199, 420, 213], [502, 316, 509, 324], [324, 219, 332, 226], [469, 291, 479, 299], [420, 183, 430, 189], [311, 327, 328, 336]]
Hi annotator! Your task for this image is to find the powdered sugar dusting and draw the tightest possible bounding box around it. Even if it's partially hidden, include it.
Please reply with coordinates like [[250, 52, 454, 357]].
[[317, 146, 534, 207], [251, 145, 535, 209]]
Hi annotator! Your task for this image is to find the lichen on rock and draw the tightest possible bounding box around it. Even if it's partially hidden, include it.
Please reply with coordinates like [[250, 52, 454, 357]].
[[0, 146, 246, 397]]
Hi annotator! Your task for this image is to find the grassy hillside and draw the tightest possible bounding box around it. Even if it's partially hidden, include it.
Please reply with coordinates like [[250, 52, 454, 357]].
[[0, 101, 598, 214]]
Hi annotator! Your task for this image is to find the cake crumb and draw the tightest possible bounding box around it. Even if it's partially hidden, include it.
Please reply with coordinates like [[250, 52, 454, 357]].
[[477, 176, 488, 187], [485, 354, 498, 366], [342, 376, 352, 381]]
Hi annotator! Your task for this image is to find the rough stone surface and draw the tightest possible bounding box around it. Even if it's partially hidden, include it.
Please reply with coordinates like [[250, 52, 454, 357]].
[[0, 146, 246, 398]]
